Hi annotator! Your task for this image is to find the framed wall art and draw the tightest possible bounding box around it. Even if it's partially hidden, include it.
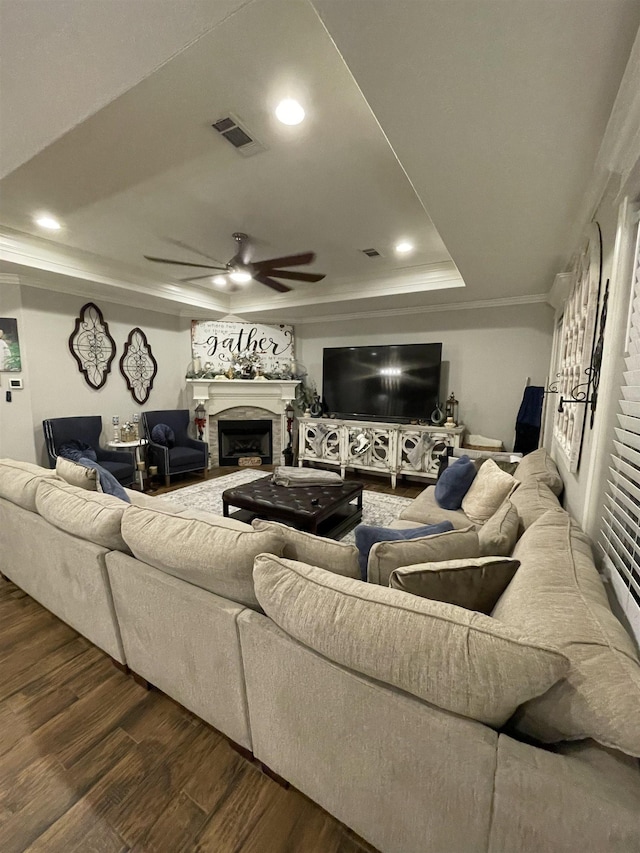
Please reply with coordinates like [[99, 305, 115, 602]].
[[119, 327, 158, 404], [0, 318, 22, 372], [190, 319, 294, 375], [69, 302, 116, 389]]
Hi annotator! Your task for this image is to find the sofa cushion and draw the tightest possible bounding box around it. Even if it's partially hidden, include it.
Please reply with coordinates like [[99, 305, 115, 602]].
[[492, 508, 640, 757], [0, 458, 57, 512], [509, 479, 561, 531], [514, 448, 563, 496], [434, 455, 476, 510], [389, 557, 520, 614], [397, 485, 472, 529], [56, 455, 100, 491], [121, 505, 285, 610], [367, 526, 479, 587], [461, 459, 518, 525], [356, 521, 454, 580], [252, 518, 360, 579], [253, 555, 568, 727], [35, 478, 130, 552], [478, 500, 520, 557]]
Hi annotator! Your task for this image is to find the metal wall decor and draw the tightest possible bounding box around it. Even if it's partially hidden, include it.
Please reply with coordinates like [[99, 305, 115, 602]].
[[119, 327, 158, 404], [549, 221, 602, 472], [69, 302, 116, 389]]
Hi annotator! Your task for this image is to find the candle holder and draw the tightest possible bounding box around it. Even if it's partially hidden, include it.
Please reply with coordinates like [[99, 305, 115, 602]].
[[112, 416, 120, 442]]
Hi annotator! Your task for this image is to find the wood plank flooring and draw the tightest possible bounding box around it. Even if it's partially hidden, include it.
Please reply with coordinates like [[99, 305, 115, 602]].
[[0, 577, 379, 853]]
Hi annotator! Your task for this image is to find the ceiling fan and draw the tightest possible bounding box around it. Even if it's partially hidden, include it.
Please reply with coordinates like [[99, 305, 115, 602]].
[[144, 232, 325, 293]]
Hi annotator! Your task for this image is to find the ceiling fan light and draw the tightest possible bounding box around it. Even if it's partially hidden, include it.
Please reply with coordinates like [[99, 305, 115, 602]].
[[275, 98, 305, 126], [34, 214, 61, 230], [229, 270, 252, 284]]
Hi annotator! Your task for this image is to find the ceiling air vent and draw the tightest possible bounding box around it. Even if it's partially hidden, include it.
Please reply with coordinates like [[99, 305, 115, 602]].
[[362, 248, 381, 258], [211, 114, 266, 157]]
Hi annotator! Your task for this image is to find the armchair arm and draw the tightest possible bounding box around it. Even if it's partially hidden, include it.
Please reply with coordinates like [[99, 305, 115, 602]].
[[185, 437, 208, 455], [97, 449, 135, 465], [146, 440, 170, 472]]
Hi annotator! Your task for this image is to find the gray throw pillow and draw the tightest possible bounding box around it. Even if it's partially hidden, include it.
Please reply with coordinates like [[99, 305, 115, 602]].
[[389, 556, 520, 614]]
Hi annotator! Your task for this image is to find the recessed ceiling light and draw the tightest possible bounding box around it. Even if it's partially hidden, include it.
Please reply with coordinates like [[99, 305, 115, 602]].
[[212, 275, 227, 286], [34, 214, 61, 230], [229, 270, 252, 284], [275, 98, 305, 126], [395, 241, 414, 254]]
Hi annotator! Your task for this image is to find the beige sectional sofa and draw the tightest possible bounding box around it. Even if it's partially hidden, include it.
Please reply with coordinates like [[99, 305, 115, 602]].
[[0, 451, 639, 853]]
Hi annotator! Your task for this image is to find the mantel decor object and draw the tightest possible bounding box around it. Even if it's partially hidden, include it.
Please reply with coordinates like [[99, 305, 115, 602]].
[[69, 302, 116, 390], [119, 327, 158, 405]]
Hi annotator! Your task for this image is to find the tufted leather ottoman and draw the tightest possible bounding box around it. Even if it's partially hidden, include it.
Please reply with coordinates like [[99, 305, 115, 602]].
[[222, 476, 363, 539]]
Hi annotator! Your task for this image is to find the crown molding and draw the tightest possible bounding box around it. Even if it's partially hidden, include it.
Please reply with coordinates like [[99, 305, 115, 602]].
[[571, 27, 640, 247], [270, 293, 549, 325]]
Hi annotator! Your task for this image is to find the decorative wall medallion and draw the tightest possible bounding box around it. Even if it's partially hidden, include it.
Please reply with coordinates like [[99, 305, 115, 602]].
[[552, 221, 602, 472], [119, 327, 158, 404], [68, 302, 116, 389]]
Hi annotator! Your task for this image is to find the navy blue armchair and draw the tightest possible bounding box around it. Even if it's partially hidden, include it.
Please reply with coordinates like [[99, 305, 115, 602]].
[[142, 409, 208, 487], [43, 416, 135, 486]]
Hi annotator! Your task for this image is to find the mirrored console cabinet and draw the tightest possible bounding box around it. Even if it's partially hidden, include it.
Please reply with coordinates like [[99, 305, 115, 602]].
[[297, 417, 465, 488]]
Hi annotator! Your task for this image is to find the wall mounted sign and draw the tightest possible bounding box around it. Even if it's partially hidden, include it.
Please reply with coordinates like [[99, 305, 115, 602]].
[[191, 320, 294, 374], [0, 317, 22, 372], [119, 327, 158, 404], [68, 302, 116, 389]]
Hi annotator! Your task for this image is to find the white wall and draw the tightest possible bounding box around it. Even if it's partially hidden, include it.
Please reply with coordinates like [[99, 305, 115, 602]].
[[1, 283, 192, 465], [297, 302, 554, 451], [0, 280, 36, 460]]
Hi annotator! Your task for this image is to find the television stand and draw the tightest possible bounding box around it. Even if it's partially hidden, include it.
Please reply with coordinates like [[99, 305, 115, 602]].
[[297, 417, 465, 488]]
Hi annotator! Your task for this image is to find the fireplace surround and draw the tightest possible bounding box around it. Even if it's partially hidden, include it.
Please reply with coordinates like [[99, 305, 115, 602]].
[[188, 379, 299, 468]]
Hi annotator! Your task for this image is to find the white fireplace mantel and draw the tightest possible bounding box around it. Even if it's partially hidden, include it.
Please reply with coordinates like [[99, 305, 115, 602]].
[[187, 379, 300, 464], [187, 378, 300, 417]]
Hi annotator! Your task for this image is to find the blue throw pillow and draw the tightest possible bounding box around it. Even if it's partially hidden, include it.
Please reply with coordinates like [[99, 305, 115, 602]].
[[59, 440, 98, 463], [78, 457, 131, 503], [354, 520, 454, 580], [151, 423, 175, 448], [434, 455, 477, 510]]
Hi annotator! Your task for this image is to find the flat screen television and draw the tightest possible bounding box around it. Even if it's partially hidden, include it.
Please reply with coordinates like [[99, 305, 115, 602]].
[[322, 343, 442, 422]]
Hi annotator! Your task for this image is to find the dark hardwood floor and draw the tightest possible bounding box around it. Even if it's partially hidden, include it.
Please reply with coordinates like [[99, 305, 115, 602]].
[[0, 578, 380, 852]]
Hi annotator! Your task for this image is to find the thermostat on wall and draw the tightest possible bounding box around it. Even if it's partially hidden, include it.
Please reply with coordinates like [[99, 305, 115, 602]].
[[9, 378, 23, 390]]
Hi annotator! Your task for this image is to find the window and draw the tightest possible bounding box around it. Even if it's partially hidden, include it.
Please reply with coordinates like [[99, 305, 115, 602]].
[[600, 212, 640, 626]]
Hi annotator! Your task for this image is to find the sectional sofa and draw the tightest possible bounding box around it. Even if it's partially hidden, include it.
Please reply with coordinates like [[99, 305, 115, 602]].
[[0, 452, 638, 853]]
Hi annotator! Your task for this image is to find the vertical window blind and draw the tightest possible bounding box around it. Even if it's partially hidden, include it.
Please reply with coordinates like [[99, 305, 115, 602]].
[[601, 215, 640, 617]]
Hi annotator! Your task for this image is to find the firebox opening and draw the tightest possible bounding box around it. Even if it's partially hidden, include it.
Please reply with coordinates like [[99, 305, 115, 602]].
[[218, 419, 273, 466]]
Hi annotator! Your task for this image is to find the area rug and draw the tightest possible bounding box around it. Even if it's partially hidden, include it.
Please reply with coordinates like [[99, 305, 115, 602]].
[[160, 469, 413, 541]]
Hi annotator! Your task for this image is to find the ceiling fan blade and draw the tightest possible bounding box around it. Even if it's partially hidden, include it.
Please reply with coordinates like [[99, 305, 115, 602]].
[[253, 252, 315, 270], [143, 255, 227, 270], [178, 273, 222, 282], [164, 238, 226, 266], [267, 269, 325, 283], [253, 272, 292, 293]]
